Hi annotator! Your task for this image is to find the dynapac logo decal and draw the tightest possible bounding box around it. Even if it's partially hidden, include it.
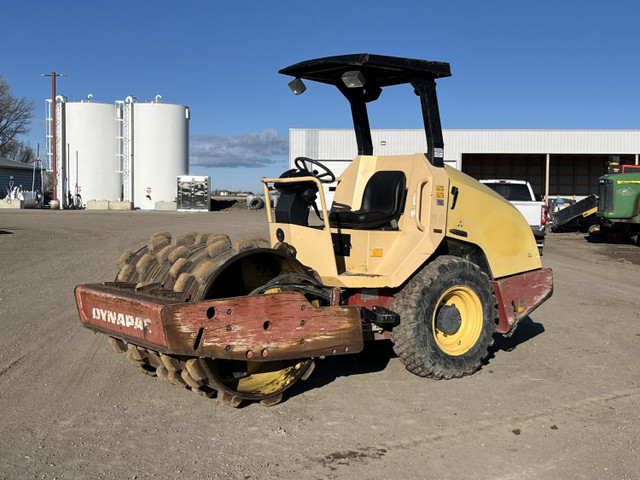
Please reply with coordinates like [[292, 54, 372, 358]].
[[91, 307, 152, 333]]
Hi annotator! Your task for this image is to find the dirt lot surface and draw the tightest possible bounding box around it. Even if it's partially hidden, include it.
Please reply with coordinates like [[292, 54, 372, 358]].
[[1, 209, 639, 480]]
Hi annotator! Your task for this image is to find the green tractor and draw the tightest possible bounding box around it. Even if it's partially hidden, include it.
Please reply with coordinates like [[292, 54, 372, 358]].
[[596, 171, 640, 242]]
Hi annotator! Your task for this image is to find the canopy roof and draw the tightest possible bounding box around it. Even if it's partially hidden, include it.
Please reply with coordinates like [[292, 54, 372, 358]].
[[279, 53, 451, 87], [280, 53, 451, 164]]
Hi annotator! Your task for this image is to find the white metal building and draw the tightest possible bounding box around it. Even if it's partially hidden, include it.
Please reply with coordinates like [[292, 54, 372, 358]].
[[289, 128, 640, 203]]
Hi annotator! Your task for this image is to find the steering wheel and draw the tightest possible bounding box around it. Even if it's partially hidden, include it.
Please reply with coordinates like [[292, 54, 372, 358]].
[[294, 157, 336, 183]]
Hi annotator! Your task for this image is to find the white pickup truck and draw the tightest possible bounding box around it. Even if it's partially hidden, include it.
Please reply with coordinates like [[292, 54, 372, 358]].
[[480, 179, 547, 254]]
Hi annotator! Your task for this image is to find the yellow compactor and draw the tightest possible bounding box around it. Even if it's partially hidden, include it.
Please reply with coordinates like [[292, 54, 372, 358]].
[[75, 54, 553, 406]]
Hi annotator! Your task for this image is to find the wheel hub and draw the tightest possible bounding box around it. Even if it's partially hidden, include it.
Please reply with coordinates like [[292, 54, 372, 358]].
[[435, 303, 462, 335]]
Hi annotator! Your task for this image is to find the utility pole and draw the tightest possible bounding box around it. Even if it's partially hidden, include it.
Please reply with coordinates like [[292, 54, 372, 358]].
[[40, 72, 67, 201]]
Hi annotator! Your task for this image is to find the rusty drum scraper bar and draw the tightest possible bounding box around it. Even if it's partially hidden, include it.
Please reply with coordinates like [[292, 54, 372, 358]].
[[75, 283, 364, 361]]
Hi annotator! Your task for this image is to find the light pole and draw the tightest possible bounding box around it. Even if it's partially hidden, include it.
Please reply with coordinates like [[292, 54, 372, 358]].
[[40, 72, 67, 201]]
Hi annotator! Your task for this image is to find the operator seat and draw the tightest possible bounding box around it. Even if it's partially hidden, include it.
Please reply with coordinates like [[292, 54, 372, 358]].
[[329, 170, 406, 230]]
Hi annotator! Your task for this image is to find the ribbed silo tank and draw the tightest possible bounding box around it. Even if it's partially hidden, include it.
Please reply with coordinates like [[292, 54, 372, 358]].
[[62, 101, 121, 205], [130, 100, 190, 209]]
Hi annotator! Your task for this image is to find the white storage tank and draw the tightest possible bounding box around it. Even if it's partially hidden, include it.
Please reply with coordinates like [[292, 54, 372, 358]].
[[61, 100, 121, 205], [130, 99, 189, 209]]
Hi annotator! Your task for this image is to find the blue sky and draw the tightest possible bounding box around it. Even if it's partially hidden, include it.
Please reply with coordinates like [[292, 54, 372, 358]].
[[3, 0, 639, 191]]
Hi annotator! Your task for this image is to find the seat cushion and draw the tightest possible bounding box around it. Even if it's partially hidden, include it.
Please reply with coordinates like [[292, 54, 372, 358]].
[[329, 209, 400, 229]]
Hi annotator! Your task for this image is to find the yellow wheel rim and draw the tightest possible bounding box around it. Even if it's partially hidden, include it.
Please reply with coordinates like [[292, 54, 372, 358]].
[[432, 285, 483, 356]]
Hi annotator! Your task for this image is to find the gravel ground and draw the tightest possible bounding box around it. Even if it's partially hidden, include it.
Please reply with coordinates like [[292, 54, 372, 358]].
[[0, 209, 638, 480]]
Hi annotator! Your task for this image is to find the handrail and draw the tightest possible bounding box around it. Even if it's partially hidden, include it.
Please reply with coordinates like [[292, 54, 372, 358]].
[[414, 178, 429, 232], [261, 176, 332, 231]]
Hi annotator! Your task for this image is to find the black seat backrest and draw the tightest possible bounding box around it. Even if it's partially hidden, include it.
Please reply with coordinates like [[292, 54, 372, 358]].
[[361, 171, 406, 215], [329, 170, 406, 230]]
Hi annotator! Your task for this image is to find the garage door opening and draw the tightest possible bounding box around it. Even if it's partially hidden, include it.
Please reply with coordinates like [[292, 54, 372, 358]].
[[461, 153, 636, 199]]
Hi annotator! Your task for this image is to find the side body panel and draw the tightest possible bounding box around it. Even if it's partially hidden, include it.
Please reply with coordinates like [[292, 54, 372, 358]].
[[479, 179, 543, 224], [445, 166, 542, 279], [268, 154, 450, 288], [266, 155, 542, 288]]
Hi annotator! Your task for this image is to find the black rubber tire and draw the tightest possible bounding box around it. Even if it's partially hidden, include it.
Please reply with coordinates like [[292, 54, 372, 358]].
[[247, 197, 265, 210], [390, 256, 497, 379]]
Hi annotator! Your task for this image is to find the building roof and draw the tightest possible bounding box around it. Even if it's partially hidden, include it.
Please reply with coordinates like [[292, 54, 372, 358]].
[[0, 157, 41, 171], [289, 128, 640, 160]]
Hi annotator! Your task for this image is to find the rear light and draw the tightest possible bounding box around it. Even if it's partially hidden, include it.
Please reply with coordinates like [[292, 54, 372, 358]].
[[541, 204, 547, 225]]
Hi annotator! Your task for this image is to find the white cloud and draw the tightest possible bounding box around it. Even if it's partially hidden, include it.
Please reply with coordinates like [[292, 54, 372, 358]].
[[190, 129, 288, 168]]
